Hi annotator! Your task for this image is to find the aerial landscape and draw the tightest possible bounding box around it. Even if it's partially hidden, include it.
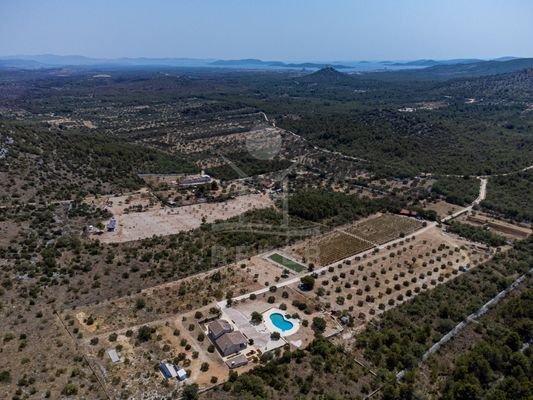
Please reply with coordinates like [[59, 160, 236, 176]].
[[0, 1, 532, 399]]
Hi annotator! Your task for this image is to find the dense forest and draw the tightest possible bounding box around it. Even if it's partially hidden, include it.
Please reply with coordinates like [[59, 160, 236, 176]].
[[287, 189, 383, 224], [432, 176, 480, 206], [482, 170, 533, 222], [274, 108, 533, 176], [441, 288, 532, 400]]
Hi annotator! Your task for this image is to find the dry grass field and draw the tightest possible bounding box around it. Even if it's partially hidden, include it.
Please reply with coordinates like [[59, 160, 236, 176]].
[[68, 265, 260, 336], [423, 200, 461, 219]]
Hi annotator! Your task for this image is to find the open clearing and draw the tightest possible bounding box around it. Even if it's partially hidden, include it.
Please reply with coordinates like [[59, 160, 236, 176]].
[[91, 191, 274, 243], [424, 200, 461, 219]]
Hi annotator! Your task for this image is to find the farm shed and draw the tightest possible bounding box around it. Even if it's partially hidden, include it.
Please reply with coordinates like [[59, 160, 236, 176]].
[[159, 363, 177, 379]]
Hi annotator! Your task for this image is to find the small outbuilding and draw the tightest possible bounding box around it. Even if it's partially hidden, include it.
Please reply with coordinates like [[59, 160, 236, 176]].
[[160, 363, 177, 379], [106, 349, 120, 363], [225, 354, 248, 369], [107, 217, 117, 232], [176, 368, 187, 381]]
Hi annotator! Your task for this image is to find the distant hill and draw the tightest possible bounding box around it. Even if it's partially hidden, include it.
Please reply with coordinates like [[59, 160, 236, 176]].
[[389, 58, 483, 67], [297, 67, 355, 85], [0, 58, 45, 69], [440, 68, 533, 100], [0, 54, 215, 69], [1, 54, 530, 76], [370, 58, 533, 80], [210, 59, 351, 70]]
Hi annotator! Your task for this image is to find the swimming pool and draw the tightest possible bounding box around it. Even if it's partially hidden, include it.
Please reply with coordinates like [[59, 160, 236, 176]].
[[269, 313, 294, 332]]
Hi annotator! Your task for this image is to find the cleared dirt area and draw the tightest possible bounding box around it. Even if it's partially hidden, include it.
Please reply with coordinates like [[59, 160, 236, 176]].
[[424, 200, 461, 219], [91, 191, 273, 243]]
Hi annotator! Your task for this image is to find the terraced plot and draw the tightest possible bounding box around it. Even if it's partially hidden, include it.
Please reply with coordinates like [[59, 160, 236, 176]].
[[348, 214, 423, 244]]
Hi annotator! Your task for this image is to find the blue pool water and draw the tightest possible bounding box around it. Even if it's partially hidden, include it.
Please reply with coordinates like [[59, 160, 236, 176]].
[[270, 313, 294, 332]]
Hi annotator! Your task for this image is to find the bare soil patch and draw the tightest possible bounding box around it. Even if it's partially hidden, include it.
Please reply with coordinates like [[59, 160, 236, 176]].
[[88, 191, 273, 243]]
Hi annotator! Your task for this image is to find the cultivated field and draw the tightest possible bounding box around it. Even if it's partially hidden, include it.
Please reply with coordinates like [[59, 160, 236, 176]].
[[347, 213, 424, 244], [293, 230, 374, 266], [287, 214, 423, 267]]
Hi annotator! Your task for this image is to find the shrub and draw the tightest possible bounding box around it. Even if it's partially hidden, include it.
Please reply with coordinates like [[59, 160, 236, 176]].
[[250, 311, 263, 324], [182, 384, 199, 400], [311, 317, 326, 334], [61, 384, 78, 396], [137, 326, 153, 342], [135, 298, 145, 310], [300, 275, 315, 291], [0, 370, 11, 383]]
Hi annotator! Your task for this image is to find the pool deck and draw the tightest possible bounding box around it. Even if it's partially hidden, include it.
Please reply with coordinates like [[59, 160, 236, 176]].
[[263, 307, 301, 337]]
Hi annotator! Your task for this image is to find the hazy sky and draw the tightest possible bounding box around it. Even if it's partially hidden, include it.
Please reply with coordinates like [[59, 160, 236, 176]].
[[1, 0, 532, 61]]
